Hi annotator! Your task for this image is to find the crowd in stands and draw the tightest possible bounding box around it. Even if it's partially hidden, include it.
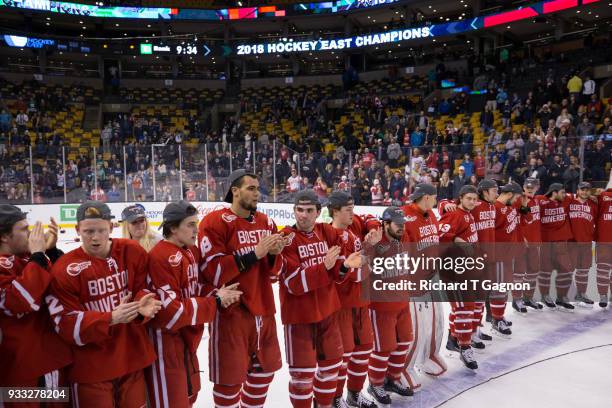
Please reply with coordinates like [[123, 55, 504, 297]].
[[1, 41, 611, 205]]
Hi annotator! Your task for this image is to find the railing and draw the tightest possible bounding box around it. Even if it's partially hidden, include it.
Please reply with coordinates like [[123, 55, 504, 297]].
[[0, 135, 609, 205]]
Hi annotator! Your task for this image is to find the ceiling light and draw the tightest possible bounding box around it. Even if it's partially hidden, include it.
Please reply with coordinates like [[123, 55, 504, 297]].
[[147, 24, 151, 28], [115, 23, 119, 27], [46, 17, 51, 20]]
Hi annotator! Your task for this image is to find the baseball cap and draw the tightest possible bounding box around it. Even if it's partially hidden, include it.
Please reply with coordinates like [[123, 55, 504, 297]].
[[500, 182, 523, 195], [409, 183, 437, 202], [577, 181, 591, 190], [477, 179, 498, 191], [524, 177, 540, 189], [294, 189, 321, 207], [381, 206, 407, 225], [159, 200, 198, 230], [224, 169, 257, 203], [0, 204, 27, 227], [545, 183, 565, 196], [76, 201, 114, 222], [121, 204, 146, 223], [459, 185, 478, 197], [327, 191, 353, 209]]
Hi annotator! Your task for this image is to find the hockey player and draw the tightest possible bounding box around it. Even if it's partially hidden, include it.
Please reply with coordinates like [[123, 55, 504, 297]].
[[513, 178, 544, 311], [147, 200, 242, 408], [439, 180, 498, 343], [595, 174, 612, 308], [367, 206, 415, 404], [47, 201, 162, 407], [402, 183, 447, 390], [327, 191, 382, 408], [568, 182, 598, 307], [279, 190, 363, 408], [198, 169, 285, 408], [537, 183, 575, 311], [0, 206, 72, 405], [438, 185, 480, 369], [490, 182, 523, 333]]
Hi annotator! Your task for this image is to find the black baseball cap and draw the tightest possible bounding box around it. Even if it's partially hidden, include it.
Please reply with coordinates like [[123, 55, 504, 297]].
[[545, 183, 565, 196], [0, 204, 27, 227], [294, 189, 321, 208], [121, 204, 146, 223], [577, 181, 591, 190], [500, 182, 523, 195], [76, 201, 114, 222], [159, 200, 198, 229], [409, 183, 437, 202], [381, 206, 407, 225], [459, 185, 478, 197], [224, 169, 257, 203], [328, 191, 353, 209], [477, 179, 498, 191], [524, 177, 540, 189]]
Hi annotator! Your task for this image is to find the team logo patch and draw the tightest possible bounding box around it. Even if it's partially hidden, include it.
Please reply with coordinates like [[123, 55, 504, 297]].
[[342, 231, 349, 242], [604, 196, 612, 202], [67, 261, 92, 277], [405, 215, 417, 222], [0, 256, 14, 269], [168, 251, 183, 267], [464, 215, 472, 223], [222, 213, 238, 223], [501, 206, 508, 214]]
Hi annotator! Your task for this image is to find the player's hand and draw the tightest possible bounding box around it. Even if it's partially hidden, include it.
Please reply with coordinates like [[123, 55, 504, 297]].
[[137, 293, 162, 318], [254, 235, 278, 259], [364, 228, 383, 246], [521, 195, 529, 207], [268, 235, 287, 255], [217, 283, 242, 308], [28, 222, 46, 254], [444, 203, 457, 213], [110, 295, 140, 325], [324, 246, 341, 270], [344, 251, 363, 269], [45, 217, 59, 250]]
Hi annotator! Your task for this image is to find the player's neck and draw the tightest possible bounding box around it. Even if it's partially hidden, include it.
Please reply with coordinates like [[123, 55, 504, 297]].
[[331, 219, 348, 230], [230, 203, 251, 219], [165, 236, 185, 248], [0, 243, 14, 256]]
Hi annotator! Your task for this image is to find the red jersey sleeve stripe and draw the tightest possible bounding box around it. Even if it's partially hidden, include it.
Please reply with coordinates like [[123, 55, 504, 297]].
[[11, 280, 40, 311]]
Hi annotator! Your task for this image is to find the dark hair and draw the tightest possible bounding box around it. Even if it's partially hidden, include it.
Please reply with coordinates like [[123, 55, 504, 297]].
[[230, 174, 258, 198], [328, 200, 353, 219], [0, 223, 15, 241], [162, 220, 182, 239]]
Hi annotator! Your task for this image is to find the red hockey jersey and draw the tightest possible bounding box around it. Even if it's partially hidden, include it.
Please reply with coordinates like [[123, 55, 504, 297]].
[[368, 218, 412, 312], [537, 195, 573, 242], [568, 197, 598, 242], [198, 208, 282, 317], [279, 223, 348, 324], [0, 254, 72, 384], [439, 199, 496, 243], [148, 240, 217, 352], [494, 201, 520, 243], [518, 197, 542, 243], [335, 215, 367, 308], [596, 190, 612, 242], [47, 239, 156, 383], [438, 207, 478, 243]]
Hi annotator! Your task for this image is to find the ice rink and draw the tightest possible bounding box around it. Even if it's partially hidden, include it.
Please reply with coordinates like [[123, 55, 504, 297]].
[[195, 286, 612, 408]]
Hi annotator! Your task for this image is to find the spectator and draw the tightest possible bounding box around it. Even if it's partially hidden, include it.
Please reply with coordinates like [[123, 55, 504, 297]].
[[567, 72, 582, 99], [452, 166, 467, 198], [437, 170, 453, 200], [460, 154, 474, 178], [582, 75, 596, 104], [286, 168, 302, 193], [15, 111, 28, 135], [576, 116, 595, 137], [389, 171, 405, 198], [586, 140, 608, 182], [370, 178, 383, 204], [487, 155, 504, 182], [386, 138, 402, 168]]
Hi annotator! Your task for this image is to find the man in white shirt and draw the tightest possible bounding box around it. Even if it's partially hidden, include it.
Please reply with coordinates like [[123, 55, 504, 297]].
[[582, 75, 596, 104], [286, 168, 303, 193]]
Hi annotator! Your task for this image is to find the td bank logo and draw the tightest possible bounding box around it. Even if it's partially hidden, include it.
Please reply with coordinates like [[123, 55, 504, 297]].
[[60, 205, 80, 222]]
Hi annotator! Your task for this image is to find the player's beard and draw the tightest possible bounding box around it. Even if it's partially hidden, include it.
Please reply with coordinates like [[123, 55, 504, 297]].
[[239, 197, 257, 212], [387, 227, 404, 241]]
